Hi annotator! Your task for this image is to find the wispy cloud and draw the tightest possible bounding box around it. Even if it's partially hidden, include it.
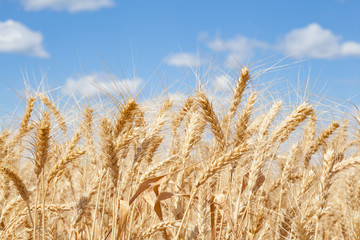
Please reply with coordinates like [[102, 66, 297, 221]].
[[21, 0, 115, 12], [166, 23, 360, 69], [164, 53, 205, 67], [62, 72, 142, 97], [207, 34, 269, 63], [0, 20, 49, 57], [207, 35, 268, 52], [212, 74, 232, 91], [201, 23, 360, 63], [278, 23, 360, 59]]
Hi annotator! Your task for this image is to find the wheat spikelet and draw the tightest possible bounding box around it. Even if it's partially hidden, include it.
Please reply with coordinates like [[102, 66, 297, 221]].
[[143, 135, 164, 163], [181, 111, 206, 163], [196, 142, 248, 188], [228, 67, 251, 119], [134, 106, 146, 129], [115, 128, 138, 153], [0, 196, 23, 226], [222, 67, 251, 135], [113, 98, 137, 139], [303, 111, 317, 143], [331, 119, 349, 163], [259, 101, 282, 136], [0, 130, 10, 145], [234, 92, 257, 145], [0, 167, 33, 228], [197, 90, 225, 149], [100, 117, 119, 188], [33, 111, 51, 177], [48, 148, 85, 185], [38, 93, 66, 134], [82, 105, 96, 166], [0, 130, 11, 159], [19, 97, 36, 137], [149, 98, 172, 137], [32, 111, 52, 240], [172, 95, 195, 131], [332, 156, 360, 174], [170, 95, 196, 155], [72, 171, 105, 228], [67, 130, 81, 153], [0, 98, 36, 167], [314, 148, 336, 239], [303, 121, 340, 168], [142, 220, 179, 238], [0, 167, 30, 206], [133, 99, 172, 167], [270, 102, 313, 144]]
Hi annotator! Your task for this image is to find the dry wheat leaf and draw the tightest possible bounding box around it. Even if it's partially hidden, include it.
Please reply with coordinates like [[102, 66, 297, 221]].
[[118, 200, 130, 229], [154, 192, 174, 220], [252, 173, 265, 193], [241, 172, 249, 194], [129, 174, 167, 205]]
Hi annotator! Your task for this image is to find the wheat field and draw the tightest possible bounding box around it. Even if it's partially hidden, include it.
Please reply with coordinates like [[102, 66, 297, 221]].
[[0, 66, 359, 239]]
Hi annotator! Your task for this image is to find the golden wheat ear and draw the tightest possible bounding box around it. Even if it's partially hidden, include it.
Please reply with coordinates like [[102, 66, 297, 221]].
[[0, 167, 33, 226], [38, 93, 66, 134]]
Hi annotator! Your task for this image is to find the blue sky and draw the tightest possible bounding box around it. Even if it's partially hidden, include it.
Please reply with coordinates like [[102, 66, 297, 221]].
[[1, 0, 360, 116]]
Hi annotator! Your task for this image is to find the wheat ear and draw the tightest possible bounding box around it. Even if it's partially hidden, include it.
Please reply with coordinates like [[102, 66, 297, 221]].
[[259, 101, 282, 136], [113, 98, 137, 139], [38, 93, 66, 134], [303, 121, 340, 168], [270, 102, 313, 144], [100, 117, 119, 188], [82, 105, 96, 166], [0, 167, 33, 226], [314, 149, 336, 240], [33, 112, 51, 177], [222, 67, 251, 137], [142, 220, 179, 238], [197, 90, 225, 149], [19, 97, 36, 138], [234, 92, 257, 145]]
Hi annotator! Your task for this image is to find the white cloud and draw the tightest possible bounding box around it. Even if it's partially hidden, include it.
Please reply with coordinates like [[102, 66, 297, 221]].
[[278, 23, 360, 59], [212, 74, 232, 91], [197, 31, 209, 41], [0, 20, 49, 57], [164, 23, 360, 69], [62, 72, 142, 97], [208, 35, 268, 52], [340, 41, 360, 56], [21, 0, 114, 12], [207, 35, 269, 63], [164, 53, 205, 67], [168, 92, 186, 102]]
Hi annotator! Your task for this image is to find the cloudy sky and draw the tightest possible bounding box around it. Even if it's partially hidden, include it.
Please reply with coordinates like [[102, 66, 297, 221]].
[[0, 0, 360, 114]]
